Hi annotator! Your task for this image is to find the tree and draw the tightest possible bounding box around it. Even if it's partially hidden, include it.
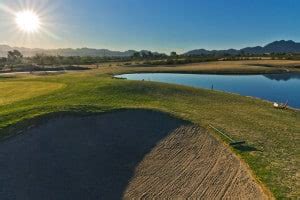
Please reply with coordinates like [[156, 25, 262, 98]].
[[0, 57, 7, 70], [0, 57, 7, 64], [7, 50, 23, 64], [147, 51, 153, 58], [132, 52, 141, 58], [32, 53, 46, 65], [170, 51, 177, 57]]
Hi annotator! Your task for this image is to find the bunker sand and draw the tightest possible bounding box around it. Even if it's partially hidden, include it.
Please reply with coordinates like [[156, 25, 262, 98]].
[[125, 125, 269, 199], [0, 110, 268, 199]]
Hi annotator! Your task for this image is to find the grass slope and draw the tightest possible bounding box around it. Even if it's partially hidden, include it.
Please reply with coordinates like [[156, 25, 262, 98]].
[[0, 64, 299, 199]]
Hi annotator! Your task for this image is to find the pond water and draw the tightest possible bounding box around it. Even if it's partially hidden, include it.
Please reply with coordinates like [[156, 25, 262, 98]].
[[116, 73, 300, 108]]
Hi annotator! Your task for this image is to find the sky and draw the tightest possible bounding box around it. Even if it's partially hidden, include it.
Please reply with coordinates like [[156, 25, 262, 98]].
[[0, 0, 299, 53]]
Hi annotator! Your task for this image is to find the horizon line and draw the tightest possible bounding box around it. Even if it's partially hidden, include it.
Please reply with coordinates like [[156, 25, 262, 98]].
[[0, 39, 298, 54]]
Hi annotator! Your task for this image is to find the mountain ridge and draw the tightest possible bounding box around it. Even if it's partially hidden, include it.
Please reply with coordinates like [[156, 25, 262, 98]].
[[1, 40, 300, 57], [185, 40, 300, 56], [0, 45, 163, 57]]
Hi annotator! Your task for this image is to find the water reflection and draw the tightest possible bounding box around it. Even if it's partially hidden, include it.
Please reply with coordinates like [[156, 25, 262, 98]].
[[263, 73, 300, 81], [116, 73, 300, 108]]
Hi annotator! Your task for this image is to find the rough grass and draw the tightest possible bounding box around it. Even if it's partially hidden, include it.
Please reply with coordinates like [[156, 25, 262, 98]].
[[0, 62, 299, 199]]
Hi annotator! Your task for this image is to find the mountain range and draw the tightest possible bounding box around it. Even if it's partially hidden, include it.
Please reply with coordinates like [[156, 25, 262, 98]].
[[0, 45, 161, 58], [184, 40, 300, 56], [1, 40, 300, 57]]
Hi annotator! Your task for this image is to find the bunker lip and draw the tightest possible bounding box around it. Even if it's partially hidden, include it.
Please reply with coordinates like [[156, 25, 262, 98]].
[[0, 109, 270, 199], [0, 108, 185, 141]]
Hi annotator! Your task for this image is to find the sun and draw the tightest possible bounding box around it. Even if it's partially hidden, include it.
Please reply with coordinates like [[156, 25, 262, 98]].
[[15, 10, 41, 33]]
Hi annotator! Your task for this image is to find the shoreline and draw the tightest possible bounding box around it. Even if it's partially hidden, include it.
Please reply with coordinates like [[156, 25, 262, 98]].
[[114, 73, 300, 111]]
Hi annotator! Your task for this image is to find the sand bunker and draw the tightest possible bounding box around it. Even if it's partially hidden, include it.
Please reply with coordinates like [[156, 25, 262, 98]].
[[125, 125, 269, 199], [0, 110, 268, 199]]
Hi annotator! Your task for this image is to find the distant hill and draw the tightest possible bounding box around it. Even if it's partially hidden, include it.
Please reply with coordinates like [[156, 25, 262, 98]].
[[0, 45, 162, 58], [185, 40, 300, 56], [2, 40, 300, 57]]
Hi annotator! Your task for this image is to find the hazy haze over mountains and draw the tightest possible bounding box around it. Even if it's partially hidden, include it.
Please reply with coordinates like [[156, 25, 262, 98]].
[[1, 40, 300, 57]]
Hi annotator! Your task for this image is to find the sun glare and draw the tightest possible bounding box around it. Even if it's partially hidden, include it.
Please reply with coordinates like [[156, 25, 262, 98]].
[[15, 10, 40, 33]]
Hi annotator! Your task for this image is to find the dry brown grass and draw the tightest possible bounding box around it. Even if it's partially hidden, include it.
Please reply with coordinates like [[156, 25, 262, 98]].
[[85, 60, 300, 75]]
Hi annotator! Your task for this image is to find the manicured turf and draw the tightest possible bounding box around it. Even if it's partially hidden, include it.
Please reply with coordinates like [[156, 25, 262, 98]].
[[0, 81, 64, 106], [0, 65, 299, 199]]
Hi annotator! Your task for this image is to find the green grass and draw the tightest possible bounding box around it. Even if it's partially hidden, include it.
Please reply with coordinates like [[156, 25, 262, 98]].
[[0, 81, 64, 106], [0, 69, 299, 199]]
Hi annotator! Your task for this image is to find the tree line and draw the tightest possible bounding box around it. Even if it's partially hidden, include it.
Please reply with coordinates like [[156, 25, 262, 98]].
[[1, 49, 300, 71]]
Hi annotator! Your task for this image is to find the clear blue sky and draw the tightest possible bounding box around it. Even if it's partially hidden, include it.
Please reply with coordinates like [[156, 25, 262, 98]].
[[0, 0, 299, 53]]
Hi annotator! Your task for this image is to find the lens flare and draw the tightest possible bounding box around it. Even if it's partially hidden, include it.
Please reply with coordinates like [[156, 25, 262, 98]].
[[15, 10, 40, 33]]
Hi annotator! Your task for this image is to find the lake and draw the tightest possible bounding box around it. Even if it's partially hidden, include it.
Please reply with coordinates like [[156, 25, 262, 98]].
[[116, 73, 300, 109]]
